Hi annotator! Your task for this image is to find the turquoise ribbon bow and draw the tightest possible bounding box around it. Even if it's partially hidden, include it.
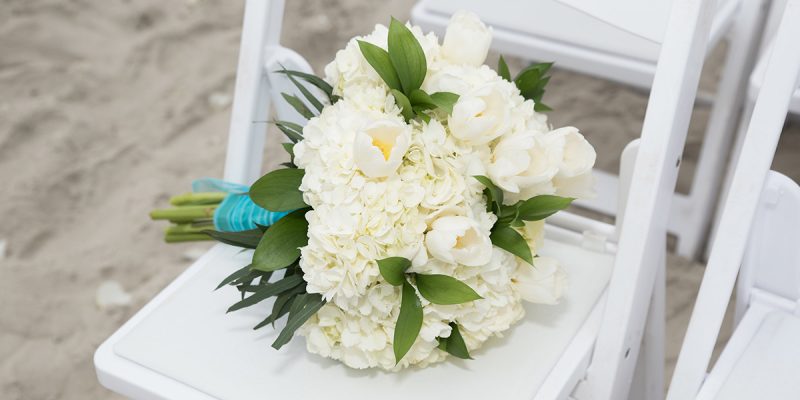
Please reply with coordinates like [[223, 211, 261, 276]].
[[192, 178, 290, 232]]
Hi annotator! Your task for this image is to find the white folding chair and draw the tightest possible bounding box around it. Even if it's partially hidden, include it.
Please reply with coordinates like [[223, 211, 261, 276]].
[[707, 0, 800, 256], [667, 1, 800, 398], [93, 0, 718, 398], [412, 0, 768, 258]]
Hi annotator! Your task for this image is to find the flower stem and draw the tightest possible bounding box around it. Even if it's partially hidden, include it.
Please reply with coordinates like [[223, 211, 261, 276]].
[[164, 232, 214, 243], [149, 205, 218, 223], [169, 192, 226, 206], [165, 223, 214, 235]]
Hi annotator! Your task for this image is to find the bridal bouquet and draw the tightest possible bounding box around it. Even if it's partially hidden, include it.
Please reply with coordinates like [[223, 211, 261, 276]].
[[151, 11, 596, 370]]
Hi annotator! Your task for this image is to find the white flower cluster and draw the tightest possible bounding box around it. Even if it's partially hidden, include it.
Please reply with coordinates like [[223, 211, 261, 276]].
[[293, 11, 596, 370]]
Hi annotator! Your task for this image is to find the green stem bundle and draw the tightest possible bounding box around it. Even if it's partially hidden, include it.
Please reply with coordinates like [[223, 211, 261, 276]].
[[151, 192, 226, 243]]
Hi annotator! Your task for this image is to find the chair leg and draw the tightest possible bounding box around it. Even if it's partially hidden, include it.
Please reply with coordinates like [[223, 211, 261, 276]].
[[628, 252, 666, 400], [676, 0, 769, 259], [705, 95, 757, 260]]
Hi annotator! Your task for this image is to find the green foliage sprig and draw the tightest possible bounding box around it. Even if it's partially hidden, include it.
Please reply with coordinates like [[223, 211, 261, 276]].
[[497, 55, 553, 112], [474, 175, 573, 265], [376, 256, 482, 363], [359, 18, 460, 123]]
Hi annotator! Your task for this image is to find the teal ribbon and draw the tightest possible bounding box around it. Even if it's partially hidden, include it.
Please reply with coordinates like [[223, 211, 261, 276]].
[[192, 178, 290, 232]]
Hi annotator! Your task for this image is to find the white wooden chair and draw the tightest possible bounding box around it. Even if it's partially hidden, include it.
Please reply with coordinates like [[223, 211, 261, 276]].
[[667, 1, 800, 397], [93, 0, 718, 398], [412, 0, 768, 258], [707, 0, 800, 255]]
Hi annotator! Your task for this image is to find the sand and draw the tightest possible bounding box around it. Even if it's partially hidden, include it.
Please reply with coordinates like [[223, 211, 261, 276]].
[[1, 1, 798, 399]]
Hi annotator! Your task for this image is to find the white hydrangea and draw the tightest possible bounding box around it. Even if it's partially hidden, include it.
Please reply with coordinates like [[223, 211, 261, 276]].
[[293, 12, 596, 370]]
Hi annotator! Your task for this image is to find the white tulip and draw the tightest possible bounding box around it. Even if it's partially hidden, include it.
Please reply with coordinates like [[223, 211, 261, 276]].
[[449, 84, 511, 144], [441, 11, 493, 66], [425, 216, 492, 266], [543, 127, 596, 178], [353, 119, 411, 178], [487, 130, 560, 193], [553, 171, 596, 199], [512, 256, 568, 304], [539, 126, 596, 198]]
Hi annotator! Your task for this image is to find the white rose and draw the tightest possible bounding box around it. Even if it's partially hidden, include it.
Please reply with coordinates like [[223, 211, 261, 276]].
[[425, 216, 492, 266], [353, 119, 411, 178], [449, 83, 511, 144], [487, 130, 559, 193], [441, 11, 492, 66], [512, 256, 568, 304]]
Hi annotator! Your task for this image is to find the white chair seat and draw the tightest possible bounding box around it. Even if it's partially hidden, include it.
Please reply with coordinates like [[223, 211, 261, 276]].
[[95, 232, 614, 400], [412, 0, 737, 86], [697, 303, 800, 399]]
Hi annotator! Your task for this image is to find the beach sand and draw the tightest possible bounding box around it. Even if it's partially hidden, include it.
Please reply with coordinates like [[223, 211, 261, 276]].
[[1, 1, 798, 398]]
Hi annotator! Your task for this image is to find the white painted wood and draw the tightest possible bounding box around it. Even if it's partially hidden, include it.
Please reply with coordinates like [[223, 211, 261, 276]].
[[696, 306, 800, 399], [96, 235, 614, 400], [675, 0, 768, 258], [556, 0, 673, 43], [585, 0, 719, 397], [223, 0, 285, 185], [613, 139, 640, 242], [735, 172, 800, 322], [263, 47, 316, 123], [666, 0, 800, 397]]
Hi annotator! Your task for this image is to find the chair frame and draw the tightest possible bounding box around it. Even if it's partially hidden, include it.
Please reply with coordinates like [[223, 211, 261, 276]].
[[412, 0, 768, 259], [667, 0, 800, 397], [95, 0, 719, 398]]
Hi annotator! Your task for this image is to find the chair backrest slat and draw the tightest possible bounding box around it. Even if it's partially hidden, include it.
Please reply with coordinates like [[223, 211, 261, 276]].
[[223, 0, 285, 185], [667, 0, 800, 397], [584, 0, 719, 397]]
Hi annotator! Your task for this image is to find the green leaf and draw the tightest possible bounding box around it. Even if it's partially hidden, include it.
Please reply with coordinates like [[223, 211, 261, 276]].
[[377, 257, 411, 286], [249, 168, 306, 212], [358, 40, 402, 91], [273, 120, 304, 143], [408, 89, 436, 109], [280, 92, 315, 120], [254, 283, 307, 329], [216, 264, 253, 290], [391, 89, 414, 122], [438, 322, 471, 359], [415, 274, 482, 305], [517, 195, 574, 221], [281, 67, 324, 112], [282, 142, 295, 158], [534, 102, 553, 112], [274, 69, 334, 101], [496, 204, 520, 226], [497, 55, 511, 81], [514, 62, 553, 111], [394, 279, 423, 363], [474, 175, 503, 211], [490, 226, 533, 265], [252, 209, 309, 272], [231, 269, 266, 287], [272, 293, 326, 350], [204, 229, 263, 249], [388, 18, 427, 93], [226, 274, 304, 312], [429, 92, 459, 114], [254, 296, 294, 330]]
